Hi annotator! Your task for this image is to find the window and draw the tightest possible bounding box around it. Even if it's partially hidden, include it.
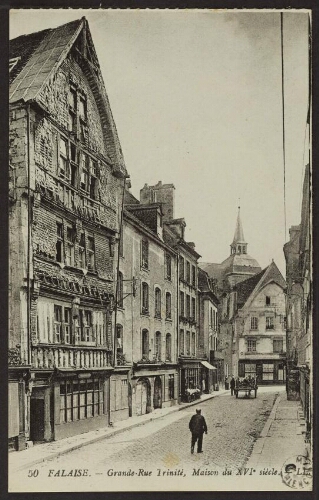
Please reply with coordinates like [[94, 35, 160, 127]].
[[186, 261, 191, 283], [70, 144, 78, 186], [155, 332, 161, 360], [54, 305, 63, 343], [180, 291, 184, 316], [80, 154, 89, 192], [179, 256, 184, 280], [192, 265, 196, 287], [179, 330, 184, 355], [59, 137, 69, 180], [191, 297, 196, 321], [79, 95, 87, 122], [165, 253, 172, 280], [69, 86, 77, 111], [168, 374, 174, 399], [186, 295, 191, 319], [247, 338, 257, 352], [186, 331, 191, 355], [166, 333, 172, 361], [142, 329, 149, 358], [117, 273, 124, 308], [166, 292, 172, 319], [191, 332, 196, 356], [155, 288, 161, 318], [244, 364, 256, 378], [141, 240, 149, 269], [53, 305, 71, 344], [87, 236, 95, 270], [79, 233, 86, 269], [65, 226, 75, 266], [56, 222, 63, 262], [210, 308, 213, 328], [116, 324, 123, 352], [251, 317, 258, 330], [263, 363, 274, 381], [266, 296, 271, 306], [266, 316, 274, 330], [273, 338, 283, 353], [142, 283, 149, 314], [80, 310, 93, 342], [60, 377, 104, 424]]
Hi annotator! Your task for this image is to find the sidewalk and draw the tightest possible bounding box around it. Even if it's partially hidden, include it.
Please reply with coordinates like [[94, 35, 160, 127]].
[[245, 391, 311, 488], [9, 389, 227, 473]]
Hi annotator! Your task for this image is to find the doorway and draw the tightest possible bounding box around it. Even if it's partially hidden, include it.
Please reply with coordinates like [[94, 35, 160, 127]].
[[153, 376, 162, 409]]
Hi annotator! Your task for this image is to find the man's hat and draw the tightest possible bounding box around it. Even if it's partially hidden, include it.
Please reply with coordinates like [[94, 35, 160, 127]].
[[196, 409, 201, 414]]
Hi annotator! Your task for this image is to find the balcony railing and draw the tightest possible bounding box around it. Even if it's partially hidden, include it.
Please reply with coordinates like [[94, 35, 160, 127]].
[[31, 345, 112, 370]]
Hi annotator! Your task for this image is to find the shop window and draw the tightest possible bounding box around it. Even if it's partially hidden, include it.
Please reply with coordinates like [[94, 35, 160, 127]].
[[166, 292, 172, 319], [179, 256, 184, 280], [247, 338, 256, 352], [273, 338, 283, 353], [179, 329, 184, 355], [116, 324, 123, 352], [117, 272, 123, 308], [168, 374, 174, 399], [60, 377, 104, 423], [141, 239, 149, 269], [155, 288, 161, 318], [266, 316, 274, 330], [180, 291, 184, 316], [141, 283, 149, 314], [142, 329, 149, 358], [56, 222, 63, 262], [165, 253, 172, 280], [165, 333, 172, 361], [244, 364, 256, 378], [263, 363, 274, 381], [155, 331, 161, 360], [251, 316, 258, 330]]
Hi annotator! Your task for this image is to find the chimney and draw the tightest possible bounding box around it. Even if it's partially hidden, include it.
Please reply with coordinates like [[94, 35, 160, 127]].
[[140, 181, 175, 222]]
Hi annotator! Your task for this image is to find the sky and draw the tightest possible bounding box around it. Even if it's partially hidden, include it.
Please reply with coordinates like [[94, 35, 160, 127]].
[[10, 9, 310, 276]]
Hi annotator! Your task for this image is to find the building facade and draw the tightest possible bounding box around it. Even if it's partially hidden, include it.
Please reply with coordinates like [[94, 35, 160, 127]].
[[284, 163, 312, 436], [9, 19, 127, 449], [198, 268, 220, 391]]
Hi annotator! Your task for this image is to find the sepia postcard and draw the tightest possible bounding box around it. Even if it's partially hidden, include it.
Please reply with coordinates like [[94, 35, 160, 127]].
[[8, 8, 312, 493]]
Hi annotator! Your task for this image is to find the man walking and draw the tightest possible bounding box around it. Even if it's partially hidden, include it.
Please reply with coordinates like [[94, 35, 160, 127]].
[[230, 376, 236, 396], [189, 408, 207, 454]]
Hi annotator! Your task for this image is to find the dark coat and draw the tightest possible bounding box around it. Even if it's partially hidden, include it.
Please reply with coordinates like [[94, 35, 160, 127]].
[[230, 378, 236, 388], [189, 414, 207, 435]]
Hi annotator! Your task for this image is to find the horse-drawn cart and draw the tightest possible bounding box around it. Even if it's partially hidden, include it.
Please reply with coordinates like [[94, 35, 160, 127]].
[[234, 377, 258, 398]]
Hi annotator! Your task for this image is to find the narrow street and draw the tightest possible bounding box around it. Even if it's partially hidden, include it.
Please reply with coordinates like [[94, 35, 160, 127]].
[[14, 388, 282, 491]]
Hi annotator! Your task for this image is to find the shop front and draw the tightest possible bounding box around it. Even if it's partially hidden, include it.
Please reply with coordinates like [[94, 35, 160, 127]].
[[238, 356, 286, 385], [178, 358, 203, 402]]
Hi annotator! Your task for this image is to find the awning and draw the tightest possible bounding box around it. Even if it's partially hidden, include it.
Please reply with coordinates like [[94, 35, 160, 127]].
[[201, 361, 217, 370]]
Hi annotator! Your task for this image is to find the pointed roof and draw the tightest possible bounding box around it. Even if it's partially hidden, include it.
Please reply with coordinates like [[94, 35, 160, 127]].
[[235, 260, 286, 308], [10, 18, 127, 177], [232, 207, 246, 244]]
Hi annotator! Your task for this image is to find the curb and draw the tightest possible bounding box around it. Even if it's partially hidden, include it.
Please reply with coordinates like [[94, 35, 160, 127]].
[[12, 390, 226, 471]]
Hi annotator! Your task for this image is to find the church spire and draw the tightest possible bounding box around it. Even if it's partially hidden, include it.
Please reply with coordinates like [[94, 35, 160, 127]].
[[230, 207, 247, 255]]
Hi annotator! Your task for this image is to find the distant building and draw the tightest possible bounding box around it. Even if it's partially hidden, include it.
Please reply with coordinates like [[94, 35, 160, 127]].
[[200, 208, 262, 382], [9, 18, 127, 449]]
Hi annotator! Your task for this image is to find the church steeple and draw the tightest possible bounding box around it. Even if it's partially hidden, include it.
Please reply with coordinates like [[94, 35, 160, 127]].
[[230, 207, 247, 255]]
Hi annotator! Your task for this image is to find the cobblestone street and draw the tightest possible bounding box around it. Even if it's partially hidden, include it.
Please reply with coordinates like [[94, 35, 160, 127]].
[[13, 388, 282, 491]]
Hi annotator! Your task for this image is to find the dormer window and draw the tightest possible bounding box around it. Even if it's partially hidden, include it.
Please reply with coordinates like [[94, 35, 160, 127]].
[[266, 296, 271, 306]]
